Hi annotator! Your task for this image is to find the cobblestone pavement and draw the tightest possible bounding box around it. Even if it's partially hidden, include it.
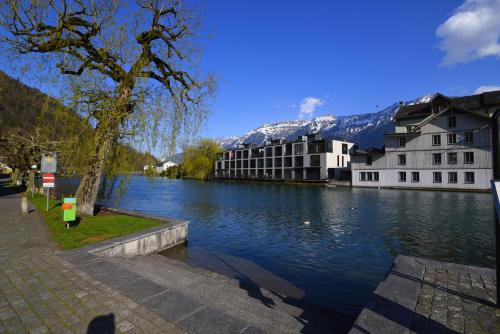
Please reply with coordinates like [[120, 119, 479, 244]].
[[0, 180, 185, 334], [350, 255, 499, 334], [413, 260, 498, 334]]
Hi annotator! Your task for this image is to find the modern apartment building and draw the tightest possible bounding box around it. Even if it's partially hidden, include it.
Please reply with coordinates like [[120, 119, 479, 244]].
[[351, 90, 500, 191], [215, 135, 354, 181]]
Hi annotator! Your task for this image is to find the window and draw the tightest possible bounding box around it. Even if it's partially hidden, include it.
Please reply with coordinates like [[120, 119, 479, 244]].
[[308, 142, 326, 154], [433, 172, 442, 183], [398, 172, 406, 182], [432, 153, 442, 165], [342, 143, 348, 154], [448, 133, 457, 145], [465, 132, 474, 144], [337, 155, 340, 166], [274, 146, 282, 156], [411, 172, 420, 183], [448, 172, 457, 184], [432, 135, 441, 146], [360, 172, 366, 181], [448, 116, 456, 128], [326, 141, 333, 153], [399, 136, 406, 147], [374, 172, 379, 181], [465, 172, 475, 184], [366, 156, 372, 166], [342, 156, 345, 167], [464, 152, 474, 164], [367, 172, 373, 181], [294, 143, 304, 155], [236, 151, 242, 159], [265, 147, 273, 157], [310, 155, 320, 167], [447, 152, 457, 164], [398, 154, 406, 165]]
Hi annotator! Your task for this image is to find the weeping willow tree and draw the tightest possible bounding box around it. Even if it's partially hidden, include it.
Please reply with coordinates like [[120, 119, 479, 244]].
[[182, 139, 222, 180], [0, 0, 215, 215]]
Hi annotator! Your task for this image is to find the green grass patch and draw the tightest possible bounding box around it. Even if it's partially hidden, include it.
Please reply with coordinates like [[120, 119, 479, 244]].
[[30, 194, 164, 250]]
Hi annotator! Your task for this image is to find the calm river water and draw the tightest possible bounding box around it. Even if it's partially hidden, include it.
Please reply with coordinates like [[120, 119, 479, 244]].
[[58, 176, 496, 317]]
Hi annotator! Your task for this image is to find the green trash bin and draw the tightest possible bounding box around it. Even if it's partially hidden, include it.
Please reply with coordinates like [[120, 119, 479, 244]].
[[62, 197, 77, 228]]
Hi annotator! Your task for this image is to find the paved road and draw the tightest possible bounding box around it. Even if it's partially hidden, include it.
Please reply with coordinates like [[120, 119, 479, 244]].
[[0, 179, 185, 334]]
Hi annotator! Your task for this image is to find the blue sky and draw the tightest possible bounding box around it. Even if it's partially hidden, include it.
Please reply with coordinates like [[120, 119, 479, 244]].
[[3, 0, 500, 143], [195, 0, 500, 139]]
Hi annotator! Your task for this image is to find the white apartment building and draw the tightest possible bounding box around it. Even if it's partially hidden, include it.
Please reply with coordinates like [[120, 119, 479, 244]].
[[215, 134, 354, 181], [351, 91, 500, 191]]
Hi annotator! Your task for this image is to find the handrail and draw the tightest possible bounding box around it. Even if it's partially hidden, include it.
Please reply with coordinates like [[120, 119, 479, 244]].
[[492, 179, 500, 308], [493, 180, 500, 222]]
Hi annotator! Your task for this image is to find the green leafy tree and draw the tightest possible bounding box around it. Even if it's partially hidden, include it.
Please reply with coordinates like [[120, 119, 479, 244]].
[[0, 129, 62, 185], [181, 139, 222, 180], [161, 165, 182, 178]]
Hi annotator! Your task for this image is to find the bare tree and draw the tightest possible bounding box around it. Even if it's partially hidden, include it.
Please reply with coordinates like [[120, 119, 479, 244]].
[[0, 129, 62, 185], [0, 0, 214, 215]]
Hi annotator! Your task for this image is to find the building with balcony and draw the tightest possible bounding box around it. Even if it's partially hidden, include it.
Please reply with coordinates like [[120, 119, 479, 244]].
[[351, 91, 500, 191], [215, 135, 354, 181]]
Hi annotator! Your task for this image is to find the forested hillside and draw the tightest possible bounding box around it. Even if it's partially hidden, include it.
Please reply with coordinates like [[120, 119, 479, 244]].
[[0, 71, 154, 173]]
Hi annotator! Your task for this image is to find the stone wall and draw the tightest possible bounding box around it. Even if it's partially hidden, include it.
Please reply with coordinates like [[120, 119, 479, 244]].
[[87, 207, 188, 257]]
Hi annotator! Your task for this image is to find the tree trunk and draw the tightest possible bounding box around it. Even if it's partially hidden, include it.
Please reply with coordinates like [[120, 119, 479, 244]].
[[10, 169, 19, 185], [75, 84, 132, 216], [75, 125, 114, 216]]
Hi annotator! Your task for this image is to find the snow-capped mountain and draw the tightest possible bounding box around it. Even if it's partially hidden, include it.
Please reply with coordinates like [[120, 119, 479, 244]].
[[216, 94, 435, 150]]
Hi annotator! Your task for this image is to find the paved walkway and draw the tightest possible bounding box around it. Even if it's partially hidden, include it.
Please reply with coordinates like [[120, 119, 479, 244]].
[[0, 179, 185, 334], [350, 255, 499, 334], [0, 179, 353, 333]]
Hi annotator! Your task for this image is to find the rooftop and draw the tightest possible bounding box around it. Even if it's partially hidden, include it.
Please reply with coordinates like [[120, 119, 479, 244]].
[[395, 90, 500, 120]]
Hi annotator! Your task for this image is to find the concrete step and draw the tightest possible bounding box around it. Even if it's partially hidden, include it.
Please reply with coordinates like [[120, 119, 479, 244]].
[[108, 253, 352, 333]]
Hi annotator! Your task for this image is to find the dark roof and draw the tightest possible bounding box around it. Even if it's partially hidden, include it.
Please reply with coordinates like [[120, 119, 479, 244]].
[[353, 147, 385, 156], [394, 103, 430, 119], [395, 90, 500, 120]]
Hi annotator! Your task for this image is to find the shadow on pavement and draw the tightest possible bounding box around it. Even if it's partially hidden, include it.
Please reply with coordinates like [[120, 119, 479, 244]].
[[0, 178, 25, 197], [210, 253, 354, 333], [87, 313, 115, 334], [357, 293, 460, 334]]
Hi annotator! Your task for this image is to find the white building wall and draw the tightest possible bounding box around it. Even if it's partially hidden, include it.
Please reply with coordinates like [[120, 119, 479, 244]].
[[215, 139, 354, 180], [352, 112, 493, 191]]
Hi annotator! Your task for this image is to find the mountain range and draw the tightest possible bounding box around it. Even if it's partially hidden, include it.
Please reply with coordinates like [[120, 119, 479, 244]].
[[216, 94, 435, 150]]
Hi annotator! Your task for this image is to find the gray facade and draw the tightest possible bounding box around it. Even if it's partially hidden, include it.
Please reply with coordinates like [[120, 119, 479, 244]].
[[352, 91, 500, 191], [215, 135, 354, 181]]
